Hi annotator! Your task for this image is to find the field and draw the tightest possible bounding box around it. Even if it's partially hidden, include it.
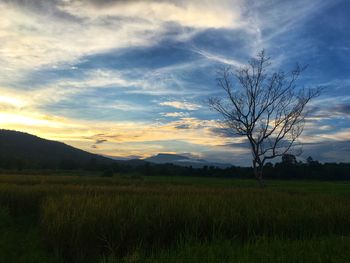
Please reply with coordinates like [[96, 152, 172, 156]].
[[0, 173, 349, 262]]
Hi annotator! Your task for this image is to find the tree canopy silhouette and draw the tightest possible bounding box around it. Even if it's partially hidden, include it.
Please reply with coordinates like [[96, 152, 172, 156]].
[[209, 51, 321, 186]]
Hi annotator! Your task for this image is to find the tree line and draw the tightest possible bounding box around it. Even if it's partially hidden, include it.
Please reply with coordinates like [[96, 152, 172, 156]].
[[0, 154, 349, 181]]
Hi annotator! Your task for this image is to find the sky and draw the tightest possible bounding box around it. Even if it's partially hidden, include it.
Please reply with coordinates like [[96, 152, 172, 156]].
[[0, 0, 349, 165]]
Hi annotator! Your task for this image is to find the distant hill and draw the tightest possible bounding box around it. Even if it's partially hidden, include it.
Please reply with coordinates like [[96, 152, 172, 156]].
[[144, 153, 232, 168], [0, 130, 232, 171], [0, 130, 114, 169]]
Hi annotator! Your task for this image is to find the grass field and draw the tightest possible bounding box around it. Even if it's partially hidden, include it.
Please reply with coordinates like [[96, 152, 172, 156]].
[[0, 173, 349, 262]]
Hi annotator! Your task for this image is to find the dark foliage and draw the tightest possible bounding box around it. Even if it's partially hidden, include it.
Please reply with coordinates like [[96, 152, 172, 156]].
[[116, 160, 350, 180]]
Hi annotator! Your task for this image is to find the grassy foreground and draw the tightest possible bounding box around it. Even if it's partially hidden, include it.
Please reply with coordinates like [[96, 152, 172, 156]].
[[0, 173, 349, 262]]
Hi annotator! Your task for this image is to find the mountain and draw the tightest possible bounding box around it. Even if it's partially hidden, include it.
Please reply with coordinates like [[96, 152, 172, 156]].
[[104, 155, 148, 166], [144, 153, 233, 168], [145, 153, 191, 163], [0, 129, 114, 169], [0, 130, 232, 171]]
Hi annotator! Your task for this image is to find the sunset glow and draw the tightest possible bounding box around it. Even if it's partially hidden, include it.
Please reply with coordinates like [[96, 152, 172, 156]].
[[0, 0, 349, 164]]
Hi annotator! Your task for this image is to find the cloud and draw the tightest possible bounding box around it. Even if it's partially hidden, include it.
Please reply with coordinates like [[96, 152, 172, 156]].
[[210, 127, 236, 138], [91, 138, 107, 149], [305, 94, 350, 122], [0, 105, 243, 156], [250, 0, 332, 41], [1, 0, 330, 104], [191, 47, 244, 67], [0, 0, 334, 79], [95, 139, 107, 144], [301, 141, 350, 163], [0, 111, 79, 129], [162, 112, 189, 118], [0, 0, 348, 165], [0, 95, 26, 109], [159, 101, 201, 110], [0, 1, 159, 72], [0, 0, 247, 75], [174, 124, 191, 129], [60, 0, 243, 29], [329, 103, 350, 116]]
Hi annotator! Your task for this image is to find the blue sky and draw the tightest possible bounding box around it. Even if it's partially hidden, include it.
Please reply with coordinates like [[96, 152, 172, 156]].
[[0, 0, 349, 165]]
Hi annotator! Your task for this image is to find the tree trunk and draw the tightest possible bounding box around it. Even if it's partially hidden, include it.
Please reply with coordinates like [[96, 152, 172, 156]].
[[253, 161, 265, 187], [256, 168, 264, 187]]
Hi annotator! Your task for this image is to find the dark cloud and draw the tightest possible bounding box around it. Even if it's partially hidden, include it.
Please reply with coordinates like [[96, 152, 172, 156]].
[[82, 0, 169, 7], [220, 141, 249, 148], [210, 127, 235, 138], [84, 134, 119, 141], [177, 152, 201, 159], [95, 139, 107, 144], [175, 124, 191, 129], [91, 138, 108, 148], [301, 140, 350, 163], [5, 0, 81, 22], [308, 102, 350, 118], [332, 103, 350, 115]]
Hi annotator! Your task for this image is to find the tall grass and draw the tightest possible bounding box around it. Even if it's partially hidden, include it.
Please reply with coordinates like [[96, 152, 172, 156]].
[[41, 187, 350, 259], [0, 174, 349, 261], [137, 236, 350, 263]]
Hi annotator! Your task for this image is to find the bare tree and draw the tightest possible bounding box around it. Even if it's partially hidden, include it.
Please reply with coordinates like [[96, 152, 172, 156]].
[[209, 51, 321, 186]]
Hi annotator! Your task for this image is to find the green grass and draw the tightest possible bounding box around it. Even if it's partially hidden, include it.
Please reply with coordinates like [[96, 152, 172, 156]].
[[142, 175, 350, 195], [0, 207, 61, 263], [1, 173, 349, 193], [0, 173, 349, 262]]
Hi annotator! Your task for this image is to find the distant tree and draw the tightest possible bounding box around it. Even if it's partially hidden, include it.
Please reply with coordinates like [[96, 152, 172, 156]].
[[264, 162, 273, 168], [306, 156, 320, 166], [209, 50, 321, 186], [281, 154, 297, 166], [306, 156, 314, 165]]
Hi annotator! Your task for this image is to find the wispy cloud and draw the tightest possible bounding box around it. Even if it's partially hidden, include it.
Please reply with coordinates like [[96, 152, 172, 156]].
[[60, 1, 244, 29], [191, 47, 244, 67], [161, 112, 190, 117], [0, 0, 246, 74], [159, 101, 201, 110]]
